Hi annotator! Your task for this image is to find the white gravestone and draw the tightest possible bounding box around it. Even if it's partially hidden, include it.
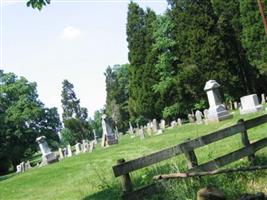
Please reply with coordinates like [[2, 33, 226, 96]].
[[75, 143, 82, 155], [58, 148, 64, 159], [204, 80, 232, 122], [139, 126, 145, 140], [152, 119, 158, 133], [171, 121, 177, 128], [16, 164, 21, 173], [203, 109, 209, 124], [239, 94, 263, 115], [36, 136, 58, 166], [261, 94, 266, 104], [195, 110, 203, 124], [82, 140, 90, 152], [129, 122, 134, 135], [177, 118, 182, 126], [146, 122, 152, 135], [101, 114, 118, 147], [188, 114, 195, 123], [67, 144, 72, 157], [160, 119, 166, 130]]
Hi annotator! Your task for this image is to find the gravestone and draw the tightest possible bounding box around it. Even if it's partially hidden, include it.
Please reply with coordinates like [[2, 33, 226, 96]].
[[239, 94, 263, 115], [20, 162, 25, 172], [152, 119, 158, 133], [101, 114, 118, 147], [204, 80, 232, 122], [146, 122, 152, 135], [82, 140, 89, 152], [129, 122, 134, 135], [89, 141, 95, 152], [36, 136, 58, 166], [160, 119, 166, 130], [177, 118, 182, 126], [195, 110, 203, 124], [25, 161, 32, 170], [171, 120, 177, 128], [75, 143, 82, 155], [261, 93, 266, 104], [188, 114, 195, 123], [16, 165, 21, 173], [58, 148, 64, 159], [203, 109, 209, 124], [139, 126, 145, 140], [67, 144, 72, 157]]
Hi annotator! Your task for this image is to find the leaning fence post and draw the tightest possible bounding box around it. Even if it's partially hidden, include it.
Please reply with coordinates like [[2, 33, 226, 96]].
[[117, 158, 133, 194], [183, 138, 198, 169], [237, 119, 256, 165]]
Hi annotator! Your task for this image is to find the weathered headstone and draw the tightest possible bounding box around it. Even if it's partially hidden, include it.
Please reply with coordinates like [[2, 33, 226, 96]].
[[204, 80, 232, 122], [67, 144, 72, 157], [129, 122, 134, 135], [139, 126, 145, 140], [152, 119, 158, 133], [171, 120, 177, 128], [25, 160, 32, 170], [177, 118, 182, 126], [146, 122, 152, 135], [101, 114, 118, 147], [16, 164, 21, 173], [188, 114, 195, 123], [160, 119, 166, 130], [36, 136, 58, 166], [203, 109, 209, 124], [195, 110, 203, 124], [82, 140, 89, 152], [75, 143, 82, 155], [20, 161, 25, 172], [261, 93, 266, 104], [58, 148, 64, 159], [240, 94, 263, 115]]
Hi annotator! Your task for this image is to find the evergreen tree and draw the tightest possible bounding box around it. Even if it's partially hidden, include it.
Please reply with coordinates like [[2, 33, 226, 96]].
[[61, 79, 81, 120], [240, 0, 267, 93]]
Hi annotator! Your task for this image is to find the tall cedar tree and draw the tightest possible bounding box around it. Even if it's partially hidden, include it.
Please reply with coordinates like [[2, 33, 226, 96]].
[[240, 0, 267, 93], [105, 64, 130, 131], [168, 0, 245, 108], [127, 3, 161, 122]]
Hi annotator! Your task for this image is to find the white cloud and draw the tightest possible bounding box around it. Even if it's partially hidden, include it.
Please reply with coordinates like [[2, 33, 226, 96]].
[[60, 26, 82, 40]]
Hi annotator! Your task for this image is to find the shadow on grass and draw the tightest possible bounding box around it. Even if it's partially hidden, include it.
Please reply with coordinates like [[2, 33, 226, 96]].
[[0, 173, 15, 182], [82, 187, 120, 200]]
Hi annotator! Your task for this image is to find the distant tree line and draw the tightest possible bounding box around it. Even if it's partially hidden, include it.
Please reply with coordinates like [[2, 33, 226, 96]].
[[105, 0, 267, 131]]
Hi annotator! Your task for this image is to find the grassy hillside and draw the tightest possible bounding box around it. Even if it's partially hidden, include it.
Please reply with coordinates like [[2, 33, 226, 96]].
[[1, 111, 267, 200]]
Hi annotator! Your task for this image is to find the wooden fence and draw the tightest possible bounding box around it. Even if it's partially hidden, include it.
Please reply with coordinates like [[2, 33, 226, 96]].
[[112, 114, 267, 200]]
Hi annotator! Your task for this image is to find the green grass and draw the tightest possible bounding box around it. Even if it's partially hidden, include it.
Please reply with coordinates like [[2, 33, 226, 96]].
[[1, 110, 267, 200]]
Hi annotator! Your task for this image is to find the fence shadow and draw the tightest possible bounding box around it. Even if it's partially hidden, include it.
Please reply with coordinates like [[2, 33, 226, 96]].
[[82, 187, 120, 200]]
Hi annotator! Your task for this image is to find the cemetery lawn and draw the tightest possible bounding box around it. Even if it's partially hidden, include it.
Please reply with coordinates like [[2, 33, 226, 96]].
[[1, 111, 267, 200]]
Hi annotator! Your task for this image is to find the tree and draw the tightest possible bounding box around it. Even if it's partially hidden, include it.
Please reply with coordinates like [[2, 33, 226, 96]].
[[105, 64, 129, 132], [61, 80, 92, 143], [240, 0, 267, 93], [26, 0, 50, 10], [0, 70, 61, 174]]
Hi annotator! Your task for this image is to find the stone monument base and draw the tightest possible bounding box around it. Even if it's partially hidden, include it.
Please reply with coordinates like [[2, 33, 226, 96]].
[[208, 105, 232, 122], [240, 105, 263, 115], [41, 152, 58, 166]]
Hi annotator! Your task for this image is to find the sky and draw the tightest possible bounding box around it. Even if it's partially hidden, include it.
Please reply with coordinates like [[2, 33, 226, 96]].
[[0, 0, 167, 118]]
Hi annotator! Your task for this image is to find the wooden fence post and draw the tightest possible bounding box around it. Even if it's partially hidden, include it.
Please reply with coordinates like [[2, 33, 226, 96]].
[[238, 119, 256, 165], [184, 138, 198, 169], [117, 158, 133, 194]]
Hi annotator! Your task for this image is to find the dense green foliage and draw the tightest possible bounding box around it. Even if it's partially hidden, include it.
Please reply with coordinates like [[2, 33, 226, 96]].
[[0, 71, 61, 174], [61, 80, 93, 144], [104, 1, 267, 130]]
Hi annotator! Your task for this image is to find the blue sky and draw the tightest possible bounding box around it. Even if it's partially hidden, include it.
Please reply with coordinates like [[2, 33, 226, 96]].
[[1, 0, 167, 117]]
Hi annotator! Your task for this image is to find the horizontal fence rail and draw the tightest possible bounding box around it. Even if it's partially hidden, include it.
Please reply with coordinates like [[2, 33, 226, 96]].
[[112, 114, 267, 200]]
